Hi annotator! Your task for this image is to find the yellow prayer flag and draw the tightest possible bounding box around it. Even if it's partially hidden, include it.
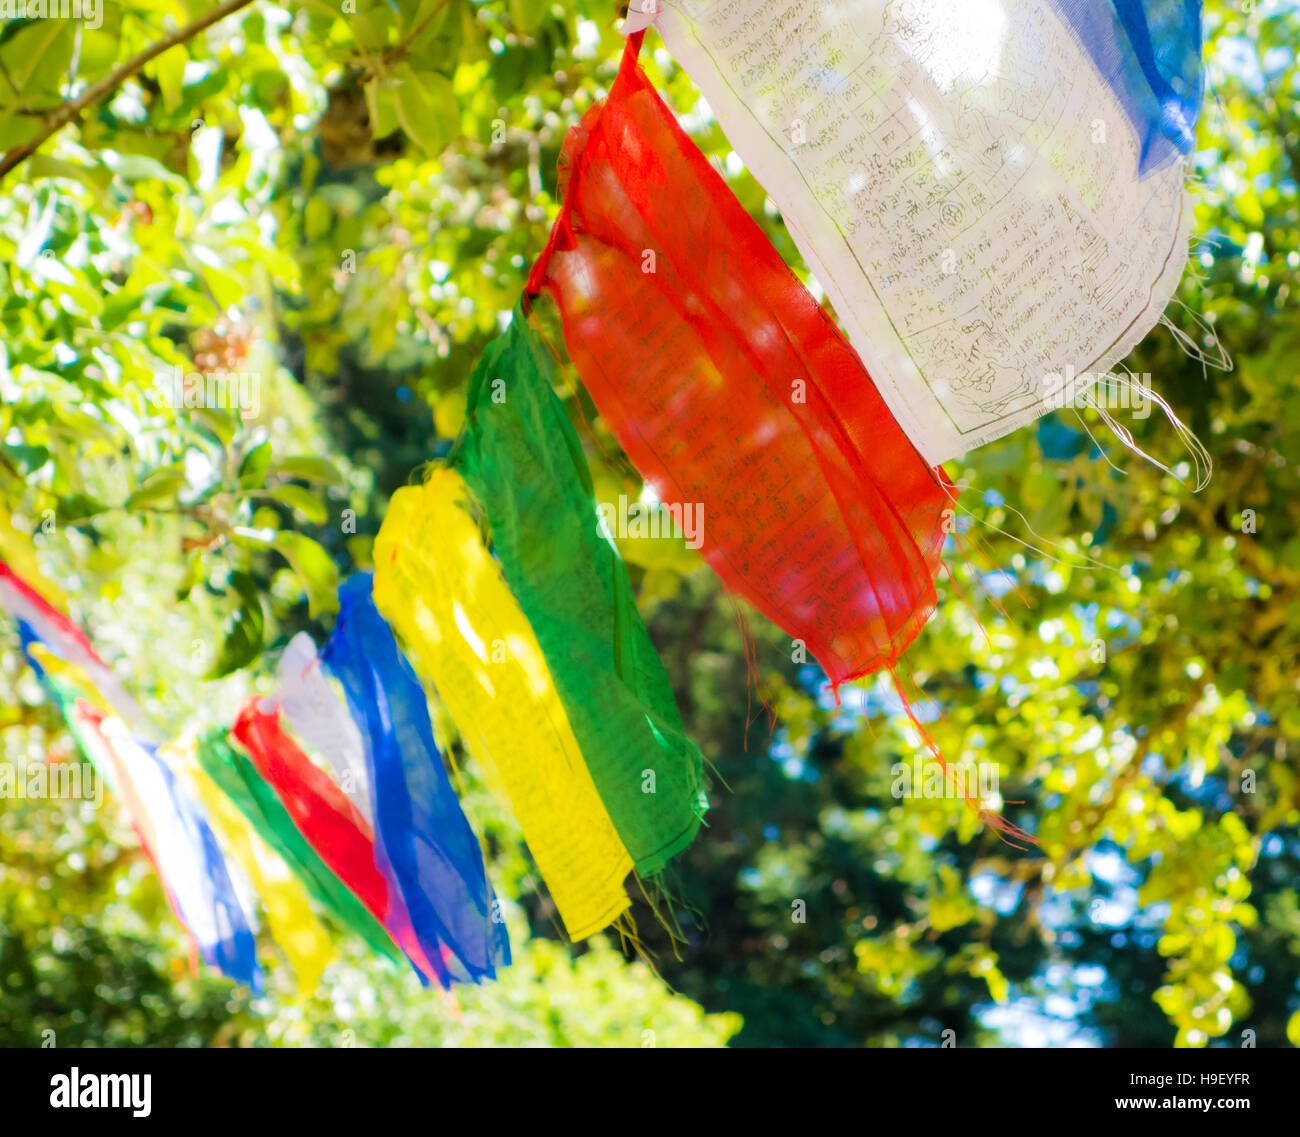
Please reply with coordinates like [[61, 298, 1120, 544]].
[[373, 468, 633, 940]]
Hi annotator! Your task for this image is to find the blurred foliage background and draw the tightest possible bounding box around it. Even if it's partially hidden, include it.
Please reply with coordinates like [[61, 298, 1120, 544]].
[[1, 0, 1298, 1047]]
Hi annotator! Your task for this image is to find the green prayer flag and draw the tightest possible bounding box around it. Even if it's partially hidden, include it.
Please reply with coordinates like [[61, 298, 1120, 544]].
[[453, 309, 706, 878]]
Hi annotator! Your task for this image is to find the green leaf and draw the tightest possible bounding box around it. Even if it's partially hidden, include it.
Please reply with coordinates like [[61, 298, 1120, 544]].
[[407, 0, 462, 71], [27, 156, 114, 193], [192, 407, 240, 449], [297, 0, 343, 21], [55, 493, 109, 526], [99, 289, 144, 332], [259, 484, 328, 525], [175, 552, 207, 602], [0, 18, 35, 51], [207, 570, 265, 678], [3, 19, 73, 95], [237, 439, 273, 487], [51, 402, 119, 446], [509, 0, 554, 29], [271, 532, 339, 618], [196, 258, 247, 311], [124, 465, 187, 511], [78, 14, 125, 82], [304, 196, 334, 242], [269, 456, 344, 484], [101, 153, 187, 188], [155, 50, 187, 113], [365, 80, 400, 140], [352, 3, 398, 51], [391, 66, 458, 158], [2, 443, 50, 473]]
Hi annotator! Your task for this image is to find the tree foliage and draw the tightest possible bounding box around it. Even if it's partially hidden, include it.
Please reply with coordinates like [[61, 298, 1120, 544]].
[[1, 0, 1298, 1047]]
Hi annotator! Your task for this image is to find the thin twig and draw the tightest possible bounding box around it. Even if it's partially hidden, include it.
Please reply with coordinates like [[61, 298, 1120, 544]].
[[0, 57, 20, 98], [0, 0, 256, 182]]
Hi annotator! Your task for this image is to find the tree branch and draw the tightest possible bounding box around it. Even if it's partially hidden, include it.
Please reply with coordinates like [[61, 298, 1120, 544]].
[[0, 0, 256, 183]]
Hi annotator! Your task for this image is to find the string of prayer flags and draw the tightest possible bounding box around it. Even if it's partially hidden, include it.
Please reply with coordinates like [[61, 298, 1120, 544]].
[[21, 635, 262, 988], [173, 738, 334, 993], [0, 1, 1214, 991], [1, 557, 154, 736], [322, 573, 510, 986], [18, 635, 119, 785], [4, 546, 463, 986], [454, 309, 706, 879], [229, 702, 440, 983], [525, 32, 952, 690], [4, 543, 493, 986], [195, 729, 409, 968], [648, 0, 1201, 463], [374, 467, 635, 941]]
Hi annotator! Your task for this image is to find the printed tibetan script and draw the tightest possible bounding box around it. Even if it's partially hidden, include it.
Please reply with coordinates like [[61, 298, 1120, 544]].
[[656, 0, 1190, 464]]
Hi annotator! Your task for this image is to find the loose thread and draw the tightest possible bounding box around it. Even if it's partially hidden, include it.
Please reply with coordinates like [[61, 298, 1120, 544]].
[[887, 665, 1036, 850]]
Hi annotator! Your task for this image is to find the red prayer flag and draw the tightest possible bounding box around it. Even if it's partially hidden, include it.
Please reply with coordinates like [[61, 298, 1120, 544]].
[[526, 32, 954, 691], [230, 700, 439, 980]]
